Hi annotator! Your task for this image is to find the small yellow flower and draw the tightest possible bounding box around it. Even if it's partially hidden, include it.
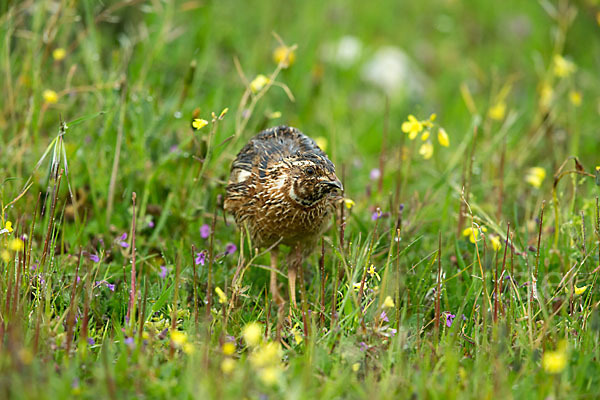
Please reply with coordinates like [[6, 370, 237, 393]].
[[267, 111, 282, 119], [183, 342, 195, 354], [525, 167, 546, 189], [542, 341, 567, 374], [569, 90, 582, 107], [352, 282, 364, 292], [215, 286, 227, 304], [352, 362, 360, 372], [367, 264, 380, 281], [437, 128, 450, 147], [401, 115, 423, 140], [553, 55, 576, 78], [250, 74, 270, 93], [259, 366, 281, 385], [488, 101, 506, 121], [222, 342, 236, 355], [1, 250, 10, 263], [250, 342, 282, 368], [382, 295, 395, 308], [462, 227, 478, 244], [291, 323, 303, 345], [243, 322, 262, 346], [574, 285, 587, 296], [344, 198, 355, 209], [420, 131, 430, 141], [170, 330, 187, 347], [3, 221, 13, 233], [43, 89, 58, 104], [273, 45, 296, 68], [52, 48, 66, 61], [221, 358, 236, 374], [8, 238, 24, 252], [419, 142, 433, 160], [314, 136, 328, 151], [192, 118, 208, 130], [490, 235, 501, 252]]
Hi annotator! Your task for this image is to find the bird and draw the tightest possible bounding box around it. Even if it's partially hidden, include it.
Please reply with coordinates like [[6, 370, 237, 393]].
[[224, 125, 343, 307]]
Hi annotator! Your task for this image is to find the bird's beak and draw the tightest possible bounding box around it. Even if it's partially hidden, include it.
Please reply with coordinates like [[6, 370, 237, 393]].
[[321, 179, 344, 192]]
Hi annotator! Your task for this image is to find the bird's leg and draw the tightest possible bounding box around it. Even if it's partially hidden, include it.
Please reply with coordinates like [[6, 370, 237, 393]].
[[270, 249, 283, 306]]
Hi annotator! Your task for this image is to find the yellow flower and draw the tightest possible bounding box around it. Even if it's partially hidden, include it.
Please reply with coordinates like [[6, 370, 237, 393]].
[[2, 221, 13, 234], [291, 323, 303, 345], [52, 48, 66, 61], [170, 330, 188, 347], [462, 227, 479, 244], [215, 286, 227, 304], [437, 128, 450, 147], [314, 136, 328, 151], [490, 235, 501, 252], [273, 45, 296, 68], [352, 282, 364, 292], [352, 362, 360, 372], [367, 264, 380, 281], [259, 366, 281, 385], [420, 131, 430, 141], [183, 343, 195, 354], [553, 55, 576, 78], [250, 342, 282, 368], [222, 342, 236, 356], [221, 358, 236, 374], [8, 239, 24, 252], [574, 285, 587, 296], [525, 167, 546, 189], [344, 198, 355, 209], [1, 250, 10, 263], [569, 90, 582, 107], [488, 101, 506, 121], [542, 341, 567, 374], [267, 111, 282, 119], [250, 74, 270, 93], [401, 115, 423, 140], [419, 142, 433, 160], [192, 118, 208, 130], [382, 295, 395, 308], [43, 89, 58, 104], [243, 322, 262, 346]]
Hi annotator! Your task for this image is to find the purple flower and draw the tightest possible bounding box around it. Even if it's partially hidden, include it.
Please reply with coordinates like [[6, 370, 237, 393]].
[[76, 276, 81, 284], [380, 310, 389, 322], [148, 220, 155, 228], [159, 265, 168, 279], [225, 243, 237, 255], [195, 251, 206, 266], [369, 168, 381, 181], [389, 328, 397, 337], [124, 337, 135, 348], [107, 283, 115, 291], [118, 233, 129, 248], [445, 313, 456, 327], [89, 254, 100, 263], [371, 211, 380, 221], [87, 337, 95, 346], [200, 224, 211, 239], [359, 341, 368, 351], [95, 280, 115, 292]]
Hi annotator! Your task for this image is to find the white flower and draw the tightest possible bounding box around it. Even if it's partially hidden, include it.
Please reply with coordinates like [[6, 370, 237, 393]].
[[321, 35, 363, 68]]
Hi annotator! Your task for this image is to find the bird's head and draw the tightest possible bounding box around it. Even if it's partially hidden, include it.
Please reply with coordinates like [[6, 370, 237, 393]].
[[283, 156, 343, 207]]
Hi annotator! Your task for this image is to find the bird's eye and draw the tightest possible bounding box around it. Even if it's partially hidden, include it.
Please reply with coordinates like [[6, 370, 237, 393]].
[[306, 167, 315, 176]]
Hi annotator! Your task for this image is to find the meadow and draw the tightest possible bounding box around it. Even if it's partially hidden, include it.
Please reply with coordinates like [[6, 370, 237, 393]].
[[1, 0, 600, 398]]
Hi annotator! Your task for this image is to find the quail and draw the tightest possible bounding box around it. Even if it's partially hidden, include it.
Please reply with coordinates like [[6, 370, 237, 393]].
[[224, 125, 343, 306]]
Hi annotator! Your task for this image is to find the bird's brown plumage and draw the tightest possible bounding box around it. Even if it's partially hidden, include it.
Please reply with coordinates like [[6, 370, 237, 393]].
[[224, 125, 342, 306]]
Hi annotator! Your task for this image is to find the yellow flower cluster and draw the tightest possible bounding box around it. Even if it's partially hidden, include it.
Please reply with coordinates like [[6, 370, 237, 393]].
[[401, 113, 449, 160], [250, 74, 271, 93], [242, 322, 284, 386], [215, 286, 227, 304], [1, 221, 23, 263], [170, 330, 194, 354], [462, 226, 487, 244], [525, 167, 546, 189], [272, 45, 296, 68], [542, 340, 567, 374], [553, 55, 576, 78]]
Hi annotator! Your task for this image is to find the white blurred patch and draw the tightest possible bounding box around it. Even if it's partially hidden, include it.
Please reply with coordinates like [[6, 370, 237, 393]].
[[321, 35, 363, 68], [361, 46, 426, 98]]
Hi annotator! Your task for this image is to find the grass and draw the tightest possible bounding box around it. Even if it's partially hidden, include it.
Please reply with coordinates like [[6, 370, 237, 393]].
[[1, 0, 600, 398]]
